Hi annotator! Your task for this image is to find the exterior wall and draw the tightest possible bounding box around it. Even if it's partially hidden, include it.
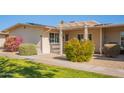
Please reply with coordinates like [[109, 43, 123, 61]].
[[10, 27, 41, 44], [64, 28, 101, 53], [9, 26, 50, 54], [103, 26, 124, 45], [0, 35, 5, 48]]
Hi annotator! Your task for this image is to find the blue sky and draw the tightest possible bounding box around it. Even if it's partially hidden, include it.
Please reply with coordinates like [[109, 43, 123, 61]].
[[0, 15, 124, 31]]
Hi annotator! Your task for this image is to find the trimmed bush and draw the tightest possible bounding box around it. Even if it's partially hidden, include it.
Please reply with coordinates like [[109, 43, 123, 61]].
[[103, 44, 120, 57], [64, 38, 94, 62], [4, 36, 23, 52], [19, 43, 37, 56]]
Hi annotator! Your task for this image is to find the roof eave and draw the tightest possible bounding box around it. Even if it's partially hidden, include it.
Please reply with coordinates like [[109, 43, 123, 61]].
[[2, 23, 58, 33]]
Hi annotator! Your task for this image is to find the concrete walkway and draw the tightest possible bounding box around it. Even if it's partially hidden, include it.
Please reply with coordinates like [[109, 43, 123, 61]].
[[0, 52, 124, 77]]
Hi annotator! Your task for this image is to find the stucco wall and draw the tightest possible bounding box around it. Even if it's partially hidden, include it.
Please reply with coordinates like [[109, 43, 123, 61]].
[[9, 26, 50, 54], [0, 35, 5, 48], [64, 28, 101, 53]]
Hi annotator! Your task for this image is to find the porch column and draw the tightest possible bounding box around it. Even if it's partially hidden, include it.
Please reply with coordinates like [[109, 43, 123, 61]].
[[100, 27, 103, 55], [59, 21, 63, 55], [84, 24, 88, 40]]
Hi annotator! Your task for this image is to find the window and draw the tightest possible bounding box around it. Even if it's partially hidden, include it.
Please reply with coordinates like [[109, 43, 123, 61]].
[[88, 34, 92, 40], [77, 34, 83, 41], [49, 33, 59, 44], [121, 32, 124, 49], [77, 34, 92, 41], [65, 34, 69, 41]]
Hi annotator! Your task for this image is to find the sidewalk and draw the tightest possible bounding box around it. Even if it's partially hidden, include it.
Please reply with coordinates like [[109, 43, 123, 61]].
[[0, 52, 124, 77]]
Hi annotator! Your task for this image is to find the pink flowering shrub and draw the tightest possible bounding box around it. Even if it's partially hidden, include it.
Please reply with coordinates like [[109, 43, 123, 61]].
[[4, 36, 23, 52]]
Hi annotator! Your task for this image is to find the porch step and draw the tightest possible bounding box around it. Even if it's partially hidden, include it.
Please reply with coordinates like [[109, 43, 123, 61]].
[[50, 44, 60, 54], [51, 49, 60, 54]]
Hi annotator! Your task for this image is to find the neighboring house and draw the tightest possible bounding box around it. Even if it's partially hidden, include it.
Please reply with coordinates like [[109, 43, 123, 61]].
[[0, 32, 8, 48], [1, 21, 124, 55]]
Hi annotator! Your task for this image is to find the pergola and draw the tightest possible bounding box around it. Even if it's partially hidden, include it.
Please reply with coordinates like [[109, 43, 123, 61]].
[[58, 21, 103, 55]]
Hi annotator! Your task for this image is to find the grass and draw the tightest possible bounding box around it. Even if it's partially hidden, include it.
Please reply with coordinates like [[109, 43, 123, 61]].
[[0, 56, 114, 78]]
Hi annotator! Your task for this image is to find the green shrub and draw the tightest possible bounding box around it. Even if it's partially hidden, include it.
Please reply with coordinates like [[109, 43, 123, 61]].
[[64, 38, 94, 62], [19, 43, 37, 56], [103, 44, 120, 57]]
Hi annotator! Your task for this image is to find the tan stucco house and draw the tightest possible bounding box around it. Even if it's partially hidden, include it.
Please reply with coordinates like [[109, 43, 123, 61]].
[[1, 21, 124, 55]]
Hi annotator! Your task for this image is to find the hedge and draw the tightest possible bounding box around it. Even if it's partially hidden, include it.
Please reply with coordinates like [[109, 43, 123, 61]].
[[19, 43, 37, 56]]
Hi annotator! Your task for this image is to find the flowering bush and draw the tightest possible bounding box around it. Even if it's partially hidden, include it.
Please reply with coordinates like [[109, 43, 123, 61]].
[[4, 36, 23, 52]]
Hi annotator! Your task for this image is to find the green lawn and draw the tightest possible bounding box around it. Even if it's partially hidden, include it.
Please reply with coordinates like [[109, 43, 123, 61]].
[[0, 57, 114, 78]]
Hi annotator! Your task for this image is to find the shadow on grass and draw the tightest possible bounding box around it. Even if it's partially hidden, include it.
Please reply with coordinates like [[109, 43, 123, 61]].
[[0, 57, 115, 78], [0, 58, 57, 78]]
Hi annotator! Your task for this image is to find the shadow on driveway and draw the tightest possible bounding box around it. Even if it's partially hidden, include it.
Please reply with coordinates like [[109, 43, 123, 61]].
[[93, 54, 124, 62], [53, 54, 124, 62]]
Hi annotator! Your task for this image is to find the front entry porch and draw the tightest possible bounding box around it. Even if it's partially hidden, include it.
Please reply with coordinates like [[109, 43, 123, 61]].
[[49, 21, 124, 55], [51, 21, 103, 55]]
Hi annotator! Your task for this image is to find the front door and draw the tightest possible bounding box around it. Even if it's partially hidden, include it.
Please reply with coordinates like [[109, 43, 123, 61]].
[[49, 33, 60, 54]]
